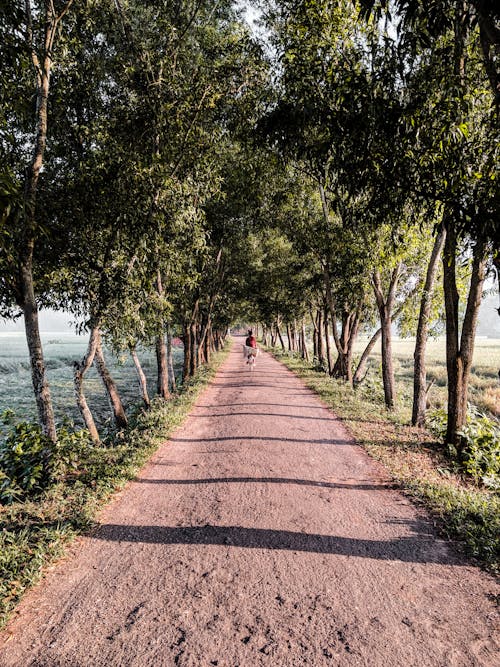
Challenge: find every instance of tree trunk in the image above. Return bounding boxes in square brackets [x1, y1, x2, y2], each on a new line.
[412, 225, 446, 426]
[443, 228, 487, 450]
[166, 325, 177, 392]
[317, 309, 325, 365]
[94, 332, 128, 429]
[372, 265, 402, 409]
[182, 324, 191, 380]
[353, 329, 381, 386]
[130, 347, 150, 408]
[73, 327, 100, 443]
[311, 310, 319, 359]
[19, 4, 65, 445]
[189, 321, 197, 376]
[21, 264, 57, 445]
[324, 306, 333, 375]
[301, 321, 310, 361]
[276, 322, 286, 351]
[156, 334, 170, 399]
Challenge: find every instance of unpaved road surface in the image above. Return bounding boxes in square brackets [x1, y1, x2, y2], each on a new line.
[1, 340, 499, 666]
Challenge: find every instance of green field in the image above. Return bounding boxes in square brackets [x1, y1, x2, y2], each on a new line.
[0, 333, 183, 431]
[352, 337, 500, 418]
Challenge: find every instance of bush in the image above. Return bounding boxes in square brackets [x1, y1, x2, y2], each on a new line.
[427, 406, 500, 490]
[0, 411, 91, 504]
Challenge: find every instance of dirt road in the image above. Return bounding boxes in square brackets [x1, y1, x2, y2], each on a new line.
[1, 340, 499, 666]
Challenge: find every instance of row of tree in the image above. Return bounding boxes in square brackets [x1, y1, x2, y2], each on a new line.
[246, 0, 499, 453]
[0, 0, 498, 454]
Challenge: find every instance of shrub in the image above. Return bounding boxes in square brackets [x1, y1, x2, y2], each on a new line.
[427, 406, 500, 490]
[0, 411, 91, 504]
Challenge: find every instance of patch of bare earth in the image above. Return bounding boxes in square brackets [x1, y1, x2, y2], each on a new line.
[0, 339, 498, 666]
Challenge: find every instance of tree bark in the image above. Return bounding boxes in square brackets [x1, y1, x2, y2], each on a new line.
[166, 325, 177, 392]
[156, 334, 170, 399]
[317, 309, 325, 366]
[130, 347, 150, 408]
[324, 306, 333, 375]
[412, 226, 446, 426]
[353, 328, 381, 386]
[19, 1, 70, 444]
[276, 321, 286, 351]
[94, 332, 128, 429]
[182, 324, 191, 381]
[73, 327, 100, 443]
[300, 321, 310, 361]
[443, 228, 488, 450]
[372, 264, 402, 409]
[21, 262, 57, 444]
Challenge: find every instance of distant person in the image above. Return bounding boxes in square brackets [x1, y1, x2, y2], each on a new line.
[245, 330, 257, 348]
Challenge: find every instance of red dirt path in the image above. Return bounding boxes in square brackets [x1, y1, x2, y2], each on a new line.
[1, 339, 499, 666]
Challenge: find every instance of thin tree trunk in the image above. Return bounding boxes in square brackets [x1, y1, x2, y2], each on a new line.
[182, 324, 191, 380]
[189, 321, 197, 376]
[372, 265, 402, 409]
[94, 332, 128, 428]
[130, 347, 150, 408]
[323, 307, 333, 375]
[21, 267, 57, 444]
[156, 333, 170, 399]
[301, 321, 310, 361]
[353, 329, 381, 386]
[19, 2, 70, 445]
[166, 325, 177, 392]
[276, 322, 286, 351]
[412, 226, 446, 426]
[73, 327, 100, 443]
[317, 309, 325, 365]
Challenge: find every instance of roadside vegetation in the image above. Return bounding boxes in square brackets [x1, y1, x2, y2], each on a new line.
[266, 345, 499, 573]
[0, 344, 230, 628]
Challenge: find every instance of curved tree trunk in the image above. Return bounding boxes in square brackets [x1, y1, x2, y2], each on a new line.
[276, 321, 286, 352]
[412, 225, 446, 426]
[353, 328, 381, 386]
[130, 347, 150, 408]
[73, 327, 100, 443]
[94, 333, 128, 429]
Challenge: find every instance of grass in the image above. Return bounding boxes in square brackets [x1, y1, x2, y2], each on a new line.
[352, 337, 500, 418]
[0, 343, 231, 629]
[266, 347, 500, 575]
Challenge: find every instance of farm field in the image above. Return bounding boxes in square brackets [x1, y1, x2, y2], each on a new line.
[352, 337, 500, 418]
[0, 332, 183, 431]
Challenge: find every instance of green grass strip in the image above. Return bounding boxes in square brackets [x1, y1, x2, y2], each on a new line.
[267, 348, 499, 574]
[0, 343, 231, 628]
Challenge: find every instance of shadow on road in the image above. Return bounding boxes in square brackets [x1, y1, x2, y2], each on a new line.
[134, 476, 391, 491]
[93, 523, 454, 565]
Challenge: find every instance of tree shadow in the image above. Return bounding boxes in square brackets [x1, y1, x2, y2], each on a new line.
[134, 476, 391, 491]
[192, 412, 334, 422]
[170, 435, 351, 446]
[93, 523, 456, 565]
[197, 403, 327, 411]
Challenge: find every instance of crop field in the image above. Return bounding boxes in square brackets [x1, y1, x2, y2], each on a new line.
[0, 333, 184, 431]
[352, 337, 500, 418]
